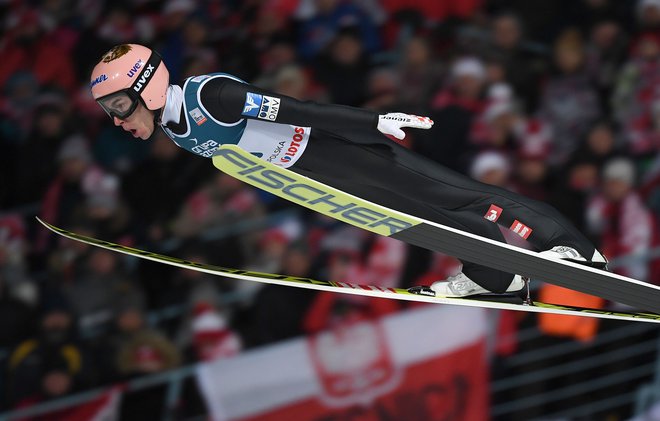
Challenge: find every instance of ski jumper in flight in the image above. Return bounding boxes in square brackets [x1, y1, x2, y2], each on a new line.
[90, 44, 608, 297]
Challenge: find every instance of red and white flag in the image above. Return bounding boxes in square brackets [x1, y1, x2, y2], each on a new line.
[197, 305, 489, 421]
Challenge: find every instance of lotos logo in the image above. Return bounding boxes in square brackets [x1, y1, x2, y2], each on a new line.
[90, 74, 108, 88]
[126, 59, 144, 77]
[280, 127, 305, 163]
[133, 64, 155, 93]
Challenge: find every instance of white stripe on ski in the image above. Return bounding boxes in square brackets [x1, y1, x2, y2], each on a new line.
[36, 217, 660, 324]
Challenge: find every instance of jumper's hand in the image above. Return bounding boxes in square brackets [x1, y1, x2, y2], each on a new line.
[377, 113, 434, 140]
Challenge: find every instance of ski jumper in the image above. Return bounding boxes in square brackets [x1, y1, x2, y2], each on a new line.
[160, 73, 597, 293]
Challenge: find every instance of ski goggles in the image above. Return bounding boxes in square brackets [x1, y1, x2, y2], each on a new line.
[97, 90, 141, 120]
[95, 51, 162, 120]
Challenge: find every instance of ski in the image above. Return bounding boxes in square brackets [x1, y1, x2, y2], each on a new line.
[212, 145, 660, 313]
[37, 217, 660, 323]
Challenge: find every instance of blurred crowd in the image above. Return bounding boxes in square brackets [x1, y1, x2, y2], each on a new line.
[1, 0, 660, 418]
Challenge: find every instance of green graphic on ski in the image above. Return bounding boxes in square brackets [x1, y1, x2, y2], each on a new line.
[212, 144, 660, 313]
[37, 217, 660, 323]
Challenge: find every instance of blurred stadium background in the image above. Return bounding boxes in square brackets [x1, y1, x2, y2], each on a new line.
[1, 0, 660, 419]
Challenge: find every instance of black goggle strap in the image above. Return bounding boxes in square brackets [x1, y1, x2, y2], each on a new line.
[128, 51, 163, 96]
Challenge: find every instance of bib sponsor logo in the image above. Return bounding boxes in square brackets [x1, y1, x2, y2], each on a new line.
[215, 148, 415, 236]
[189, 107, 207, 126]
[510, 220, 532, 239]
[90, 74, 108, 88]
[132, 64, 155, 93]
[191, 139, 219, 158]
[280, 127, 305, 163]
[267, 141, 286, 162]
[258, 95, 280, 121]
[484, 204, 503, 222]
[126, 59, 143, 77]
[242, 92, 262, 117]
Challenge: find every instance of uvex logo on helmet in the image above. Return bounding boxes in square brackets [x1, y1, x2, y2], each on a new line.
[133, 64, 155, 93]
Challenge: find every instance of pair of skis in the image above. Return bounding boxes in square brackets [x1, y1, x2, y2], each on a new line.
[39, 145, 660, 324]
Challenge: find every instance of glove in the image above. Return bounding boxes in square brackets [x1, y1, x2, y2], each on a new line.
[377, 113, 434, 140]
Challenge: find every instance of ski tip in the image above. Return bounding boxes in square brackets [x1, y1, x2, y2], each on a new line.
[35, 216, 50, 229]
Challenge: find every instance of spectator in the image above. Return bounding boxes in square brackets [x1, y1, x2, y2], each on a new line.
[0, 8, 77, 93]
[6, 293, 88, 407]
[303, 240, 400, 334]
[160, 0, 199, 83]
[116, 328, 180, 379]
[252, 39, 300, 91]
[636, 0, 660, 34]
[314, 29, 371, 106]
[538, 29, 601, 164]
[273, 64, 317, 101]
[470, 150, 512, 189]
[155, 248, 226, 311]
[418, 57, 488, 172]
[612, 33, 660, 128]
[584, 19, 629, 113]
[486, 12, 545, 111]
[250, 241, 317, 346]
[92, 300, 145, 384]
[0, 214, 37, 306]
[470, 95, 553, 159]
[171, 172, 264, 239]
[115, 319, 181, 421]
[38, 135, 108, 239]
[513, 146, 553, 202]
[62, 248, 144, 337]
[0, 272, 35, 349]
[587, 158, 656, 280]
[395, 36, 444, 114]
[296, 0, 380, 60]
[179, 301, 242, 362]
[624, 96, 660, 157]
[14, 93, 74, 206]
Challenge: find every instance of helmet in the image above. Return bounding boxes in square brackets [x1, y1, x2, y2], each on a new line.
[90, 44, 169, 119]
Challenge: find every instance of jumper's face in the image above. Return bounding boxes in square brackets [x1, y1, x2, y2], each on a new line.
[112, 101, 155, 140]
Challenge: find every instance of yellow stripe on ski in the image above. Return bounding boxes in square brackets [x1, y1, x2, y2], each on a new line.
[212, 145, 420, 237]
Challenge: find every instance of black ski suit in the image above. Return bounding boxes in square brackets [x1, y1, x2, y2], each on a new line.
[164, 77, 597, 293]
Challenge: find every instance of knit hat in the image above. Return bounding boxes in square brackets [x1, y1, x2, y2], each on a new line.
[470, 151, 511, 180]
[602, 158, 636, 185]
[451, 57, 486, 81]
[57, 135, 92, 163]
